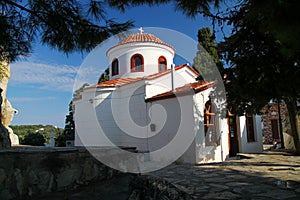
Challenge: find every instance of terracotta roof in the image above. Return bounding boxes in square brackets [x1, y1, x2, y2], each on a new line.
[120, 33, 167, 45]
[90, 78, 143, 88]
[145, 81, 215, 102]
[88, 64, 200, 89]
[107, 33, 176, 54]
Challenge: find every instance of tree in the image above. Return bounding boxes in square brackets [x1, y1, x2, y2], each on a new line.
[22, 131, 45, 146]
[98, 67, 110, 83]
[0, 0, 133, 62]
[56, 101, 75, 147]
[193, 27, 223, 81]
[107, 0, 221, 17]
[218, 1, 300, 153]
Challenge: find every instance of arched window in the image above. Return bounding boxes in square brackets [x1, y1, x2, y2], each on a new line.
[158, 56, 167, 72]
[131, 54, 144, 72]
[204, 100, 220, 146]
[111, 59, 119, 76]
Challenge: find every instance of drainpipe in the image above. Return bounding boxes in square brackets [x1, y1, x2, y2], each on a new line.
[171, 64, 175, 92]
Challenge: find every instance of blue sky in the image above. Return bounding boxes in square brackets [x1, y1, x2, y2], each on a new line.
[7, 3, 229, 128]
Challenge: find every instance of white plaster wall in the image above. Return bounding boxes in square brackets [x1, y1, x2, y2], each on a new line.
[181, 90, 230, 164]
[145, 67, 198, 99]
[239, 115, 263, 153]
[107, 43, 175, 79]
[147, 95, 196, 163]
[74, 88, 114, 147]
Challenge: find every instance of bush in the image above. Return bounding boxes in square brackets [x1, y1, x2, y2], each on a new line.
[22, 132, 45, 146]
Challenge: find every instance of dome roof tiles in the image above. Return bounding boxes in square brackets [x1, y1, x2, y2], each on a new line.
[107, 32, 175, 54]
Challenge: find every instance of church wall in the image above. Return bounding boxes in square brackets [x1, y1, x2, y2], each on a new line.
[74, 88, 114, 147]
[110, 82, 149, 149]
[145, 67, 197, 99]
[147, 95, 196, 163]
[108, 43, 174, 79]
[191, 90, 229, 163]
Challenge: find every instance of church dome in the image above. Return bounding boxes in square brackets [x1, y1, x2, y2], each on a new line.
[118, 33, 175, 51]
[106, 28, 176, 79]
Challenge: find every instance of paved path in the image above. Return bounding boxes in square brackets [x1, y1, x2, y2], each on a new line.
[25, 150, 300, 199]
[150, 150, 300, 199]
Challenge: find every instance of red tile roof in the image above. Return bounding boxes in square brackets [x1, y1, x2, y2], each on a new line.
[107, 33, 176, 53]
[89, 78, 143, 88]
[145, 81, 215, 102]
[89, 64, 200, 89]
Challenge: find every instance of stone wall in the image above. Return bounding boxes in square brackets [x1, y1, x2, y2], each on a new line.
[262, 103, 288, 144]
[128, 175, 190, 200]
[0, 147, 127, 199]
[262, 102, 296, 150]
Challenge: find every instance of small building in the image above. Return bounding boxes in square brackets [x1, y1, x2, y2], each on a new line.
[262, 102, 296, 150]
[73, 29, 263, 164]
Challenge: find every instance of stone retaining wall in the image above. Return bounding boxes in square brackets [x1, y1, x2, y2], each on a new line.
[0, 147, 126, 199]
[128, 175, 191, 200]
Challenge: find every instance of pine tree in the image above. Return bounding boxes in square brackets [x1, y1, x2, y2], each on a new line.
[193, 27, 223, 81]
[0, 0, 133, 62]
[218, 1, 300, 153]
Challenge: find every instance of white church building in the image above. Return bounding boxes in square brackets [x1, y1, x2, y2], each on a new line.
[73, 29, 263, 164]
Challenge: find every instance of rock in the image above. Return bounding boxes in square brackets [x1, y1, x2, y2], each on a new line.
[128, 190, 141, 200]
[9, 132, 19, 146]
[0, 61, 18, 147]
[37, 171, 54, 193]
[0, 168, 6, 187]
[1, 99, 18, 145]
[0, 189, 14, 200]
[56, 168, 81, 189]
[0, 124, 11, 149]
[14, 168, 24, 196]
[80, 159, 99, 182]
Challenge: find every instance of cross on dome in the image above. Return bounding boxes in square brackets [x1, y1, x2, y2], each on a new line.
[138, 27, 144, 34]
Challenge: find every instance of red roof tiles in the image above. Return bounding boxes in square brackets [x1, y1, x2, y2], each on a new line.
[107, 33, 176, 53]
[89, 78, 143, 88]
[89, 64, 200, 89]
[119, 33, 167, 45]
[145, 81, 215, 102]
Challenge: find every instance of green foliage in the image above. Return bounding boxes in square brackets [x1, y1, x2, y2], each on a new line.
[22, 132, 46, 146]
[73, 83, 89, 99]
[218, 1, 300, 115]
[0, 0, 133, 62]
[245, 0, 300, 59]
[56, 101, 75, 147]
[107, 0, 221, 17]
[98, 68, 110, 83]
[217, 0, 300, 152]
[193, 27, 223, 81]
[10, 125, 63, 144]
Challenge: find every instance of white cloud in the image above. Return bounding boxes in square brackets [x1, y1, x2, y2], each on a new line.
[10, 96, 57, 102]
[10, 61, 80, 92]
